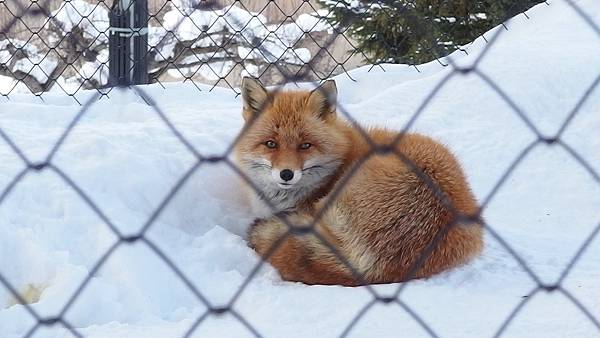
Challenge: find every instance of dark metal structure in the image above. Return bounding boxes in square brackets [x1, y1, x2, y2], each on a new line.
[109, 0, 149, 85]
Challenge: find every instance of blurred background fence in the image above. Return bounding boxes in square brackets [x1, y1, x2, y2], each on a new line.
[1, 0, 546, 96]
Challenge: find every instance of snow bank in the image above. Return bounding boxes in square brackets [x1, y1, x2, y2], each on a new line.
[0, 39, 59, 85]
[156, 4, 329, 76]
[52, 1, 110, 42]
[0, 1, 599, 337]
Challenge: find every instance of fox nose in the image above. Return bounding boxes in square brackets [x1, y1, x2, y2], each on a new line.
[280, 169, 294, 182]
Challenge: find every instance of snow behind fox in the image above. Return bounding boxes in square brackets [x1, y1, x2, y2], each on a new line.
[235, 78, 484, 285]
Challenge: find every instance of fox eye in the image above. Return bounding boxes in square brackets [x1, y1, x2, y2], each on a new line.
[299, 142, 312, 150]
[265, 140, 277, 149]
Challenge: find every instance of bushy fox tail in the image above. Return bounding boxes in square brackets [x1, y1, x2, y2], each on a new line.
[248, 207, 482, 286]
[248, 212, 362, 286]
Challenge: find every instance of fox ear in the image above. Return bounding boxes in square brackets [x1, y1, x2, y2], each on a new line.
[241, 77, 269, 121]
[308, 80, 337, 119]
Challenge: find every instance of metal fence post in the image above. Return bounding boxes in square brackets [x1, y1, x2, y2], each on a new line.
[132, 0, 149, 85]
[109, 0, 148, 86]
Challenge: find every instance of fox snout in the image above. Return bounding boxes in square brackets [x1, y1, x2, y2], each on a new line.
[271, 167, 303, 189]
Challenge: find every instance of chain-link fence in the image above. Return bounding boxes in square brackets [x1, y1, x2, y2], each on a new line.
[1, 0, 599, 337]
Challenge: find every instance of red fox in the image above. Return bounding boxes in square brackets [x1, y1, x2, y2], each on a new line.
[235, 77, 483, 286]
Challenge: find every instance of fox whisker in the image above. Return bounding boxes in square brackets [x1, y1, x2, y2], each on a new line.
[302, 159, 340, 172]
[302, 165, 323, 171]
[249, 162, 272, 170]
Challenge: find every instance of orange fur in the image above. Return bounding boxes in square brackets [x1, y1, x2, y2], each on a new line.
[235, 78, 483, 286]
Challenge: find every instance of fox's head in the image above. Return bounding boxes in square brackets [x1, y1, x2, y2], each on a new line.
[235, 77, 349, 201]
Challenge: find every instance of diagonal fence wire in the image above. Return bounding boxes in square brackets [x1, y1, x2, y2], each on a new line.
[0, 0, 599, 337]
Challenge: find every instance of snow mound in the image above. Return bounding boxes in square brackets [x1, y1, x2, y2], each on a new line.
[0, 1, 599, 337]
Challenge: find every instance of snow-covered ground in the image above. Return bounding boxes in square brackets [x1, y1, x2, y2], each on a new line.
[1, 0, 599, 337]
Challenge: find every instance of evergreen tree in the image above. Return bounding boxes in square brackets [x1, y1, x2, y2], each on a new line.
[319, 0, 546, 64]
